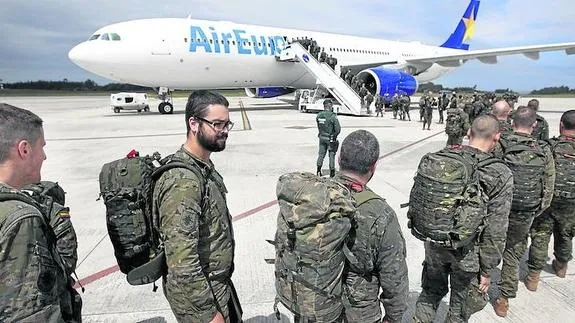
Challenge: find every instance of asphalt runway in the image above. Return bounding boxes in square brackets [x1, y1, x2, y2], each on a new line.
[1, 94, 573, 322]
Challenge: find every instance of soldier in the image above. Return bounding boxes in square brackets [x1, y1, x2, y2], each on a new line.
[391, 93, 401, 119]
[492, 106, 555, 318]
[336, 130, 408, 323]
[316, 99, 341, 178]
[422, 92, 434, 130]
[438, 93, 448, 123]
[319, 48, 327, 63]
[154, 91, 242, 323]
[490, 100, 513, 135]
[414, 115, 514, 323]
[345, 69, 353, 85]
[450, 91, 458, 109]
[525, 110, 575, 290]
[445, 102, 471, 146]
[375, 94, 384, 117]
[400, 93, 411, 121]
[358, 83, 368, 99]
[0, 103, 69, 322]
[527, 99, 550, 140]
[364, 91, 374, 115]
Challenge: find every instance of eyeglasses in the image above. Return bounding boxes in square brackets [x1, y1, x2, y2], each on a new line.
[195, 116, 234, 131]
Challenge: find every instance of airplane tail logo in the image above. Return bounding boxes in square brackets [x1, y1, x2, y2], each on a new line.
[441, 0, 480, 50]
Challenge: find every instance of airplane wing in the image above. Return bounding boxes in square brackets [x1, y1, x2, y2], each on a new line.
[407, 42, 575, 67]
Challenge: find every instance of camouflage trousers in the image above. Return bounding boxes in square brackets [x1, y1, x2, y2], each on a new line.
[499, 213, 535, 299]
[446, 135, 464, 146]
[317, 139, 336, 172]
[528, 203, 575, 271]
[414, 243, 488, 323]
[438, 109, 444, 123]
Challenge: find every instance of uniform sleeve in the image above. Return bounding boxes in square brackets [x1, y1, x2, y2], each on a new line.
[541, 144, 556, 212]
[156, 170, 218, 322]
[375, 203, 409, 323]
[333, 115, 341, 137]
[478, 165, 514, 277]
[0, 208, 63, 321]
[542, 119, 550, 140]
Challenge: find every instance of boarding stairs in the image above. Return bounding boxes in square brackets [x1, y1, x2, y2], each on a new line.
[276, 42, 366, 115]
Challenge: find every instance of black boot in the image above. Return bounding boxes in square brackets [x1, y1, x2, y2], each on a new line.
[316, 166, 322, 177]
[330, 169, 335, 178]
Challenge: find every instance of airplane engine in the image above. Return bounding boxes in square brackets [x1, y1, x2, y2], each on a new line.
[356, 67, 418, 97]
[244, 87, 295, 98]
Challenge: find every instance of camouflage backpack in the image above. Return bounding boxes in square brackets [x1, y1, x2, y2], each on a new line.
[549, 136, 575, 205]
[496, 134, 551, 213]
[445, 109, 464, 136]
[98, 150, 206, 286]
[405, 147, 497, 249]
[273, 172, 357, 322]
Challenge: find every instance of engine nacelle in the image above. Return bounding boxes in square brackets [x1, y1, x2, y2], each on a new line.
[244, 87, 295, 98]
[356, 67, 418, 98]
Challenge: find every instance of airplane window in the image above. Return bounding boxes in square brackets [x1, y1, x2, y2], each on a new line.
[110, 33, 121, 41]
[185, 37, 188, 43]
[221, 40, 224, 44]
[249, 41, 252, 46]
[100, 33, 110, 41]
[88, 34, 100, 41]
[232, 40, 236, 45]
[258, 42, 261, 46]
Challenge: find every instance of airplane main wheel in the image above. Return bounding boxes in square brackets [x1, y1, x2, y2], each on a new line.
[158, 102, 174, 114]
[113, 107, 120, 113]
[144, 105, 150, 112]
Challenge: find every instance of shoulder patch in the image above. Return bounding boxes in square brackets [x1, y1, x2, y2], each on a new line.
[57, 210, 70, 218]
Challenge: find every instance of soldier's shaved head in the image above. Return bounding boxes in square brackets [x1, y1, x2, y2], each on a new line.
[470, 115, 500, 140]
[527, 99, 540, 111]
[560, 110, 575, 132]
[512, 106, 536, 130]
[491, 100, 511, 120]
[339, 130, 379, 176]
[0, 103, 44, 163]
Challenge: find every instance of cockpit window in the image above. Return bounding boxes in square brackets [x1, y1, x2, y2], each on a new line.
[110, 33, 121, 41]
[89, 34, 100, 41]
[100, 33, 110, 41]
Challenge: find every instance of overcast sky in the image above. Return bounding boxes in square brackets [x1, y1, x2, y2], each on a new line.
[1, 0, 574, 91]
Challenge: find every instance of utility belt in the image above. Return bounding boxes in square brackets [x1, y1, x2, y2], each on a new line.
[410, 226, 479, 251]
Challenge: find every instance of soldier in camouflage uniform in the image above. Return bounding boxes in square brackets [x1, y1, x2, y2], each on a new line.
[414, 115, 514, 323]
[153, 91, 241, 323]
[391, 94, 401, 119]
[492, 106, 556, 318]
[332, 130, 408, 323]
[527, 99, 550, 140]
[421, 92, 434, 130]
[525, 110, 575, 290]
[0, 103, 70, 322]
[490, 100, 513, 135]
[316, 99, 341, 178]
[400, 93, 411, 121]
[444, 104, 471, 146]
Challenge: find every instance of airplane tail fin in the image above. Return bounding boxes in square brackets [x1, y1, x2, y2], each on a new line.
[440, 0, 480, 50]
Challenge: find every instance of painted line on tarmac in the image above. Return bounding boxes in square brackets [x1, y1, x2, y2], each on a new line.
[74, 130, 443, 289]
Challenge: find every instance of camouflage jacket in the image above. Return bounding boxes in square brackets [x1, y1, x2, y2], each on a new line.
[461, 147, 514, 277]
[0, 183, 66, 323]
[498, 119, 512, 135]
[334, 175, 408, 323]
[532, 114, 550, 141]
[154, 147, 235, 322]
[446, 108, 471, 136]
[316, 111, 341, 141]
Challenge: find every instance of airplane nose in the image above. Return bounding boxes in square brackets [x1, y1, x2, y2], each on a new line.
[68, 43, 85, 66]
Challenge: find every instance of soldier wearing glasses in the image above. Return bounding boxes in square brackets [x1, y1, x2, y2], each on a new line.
[153, 90, 242, 323]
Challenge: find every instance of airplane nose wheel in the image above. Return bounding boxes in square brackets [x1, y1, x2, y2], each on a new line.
[158, 102, 173, 114]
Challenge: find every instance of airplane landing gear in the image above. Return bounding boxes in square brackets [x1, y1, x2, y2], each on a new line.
[157, 86, 174, 114]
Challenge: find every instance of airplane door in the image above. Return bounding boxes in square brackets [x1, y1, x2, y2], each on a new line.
[151, 37, 171, 55]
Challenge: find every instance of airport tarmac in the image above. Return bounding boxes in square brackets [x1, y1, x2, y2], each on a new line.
[1, 95, 574, 323]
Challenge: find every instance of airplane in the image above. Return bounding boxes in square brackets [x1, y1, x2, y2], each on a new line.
[68, 0, 575, 114]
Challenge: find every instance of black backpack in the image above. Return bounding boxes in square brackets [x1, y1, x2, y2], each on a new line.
[98, 150, 206, 286]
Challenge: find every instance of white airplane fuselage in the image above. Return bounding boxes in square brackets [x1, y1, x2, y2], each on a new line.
[68, 18, 460, 90]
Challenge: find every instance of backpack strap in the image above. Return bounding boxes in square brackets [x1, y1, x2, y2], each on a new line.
[353, 189, 381, 207]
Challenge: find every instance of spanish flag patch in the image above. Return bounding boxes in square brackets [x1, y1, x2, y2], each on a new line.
[58, 210, 71, 218]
